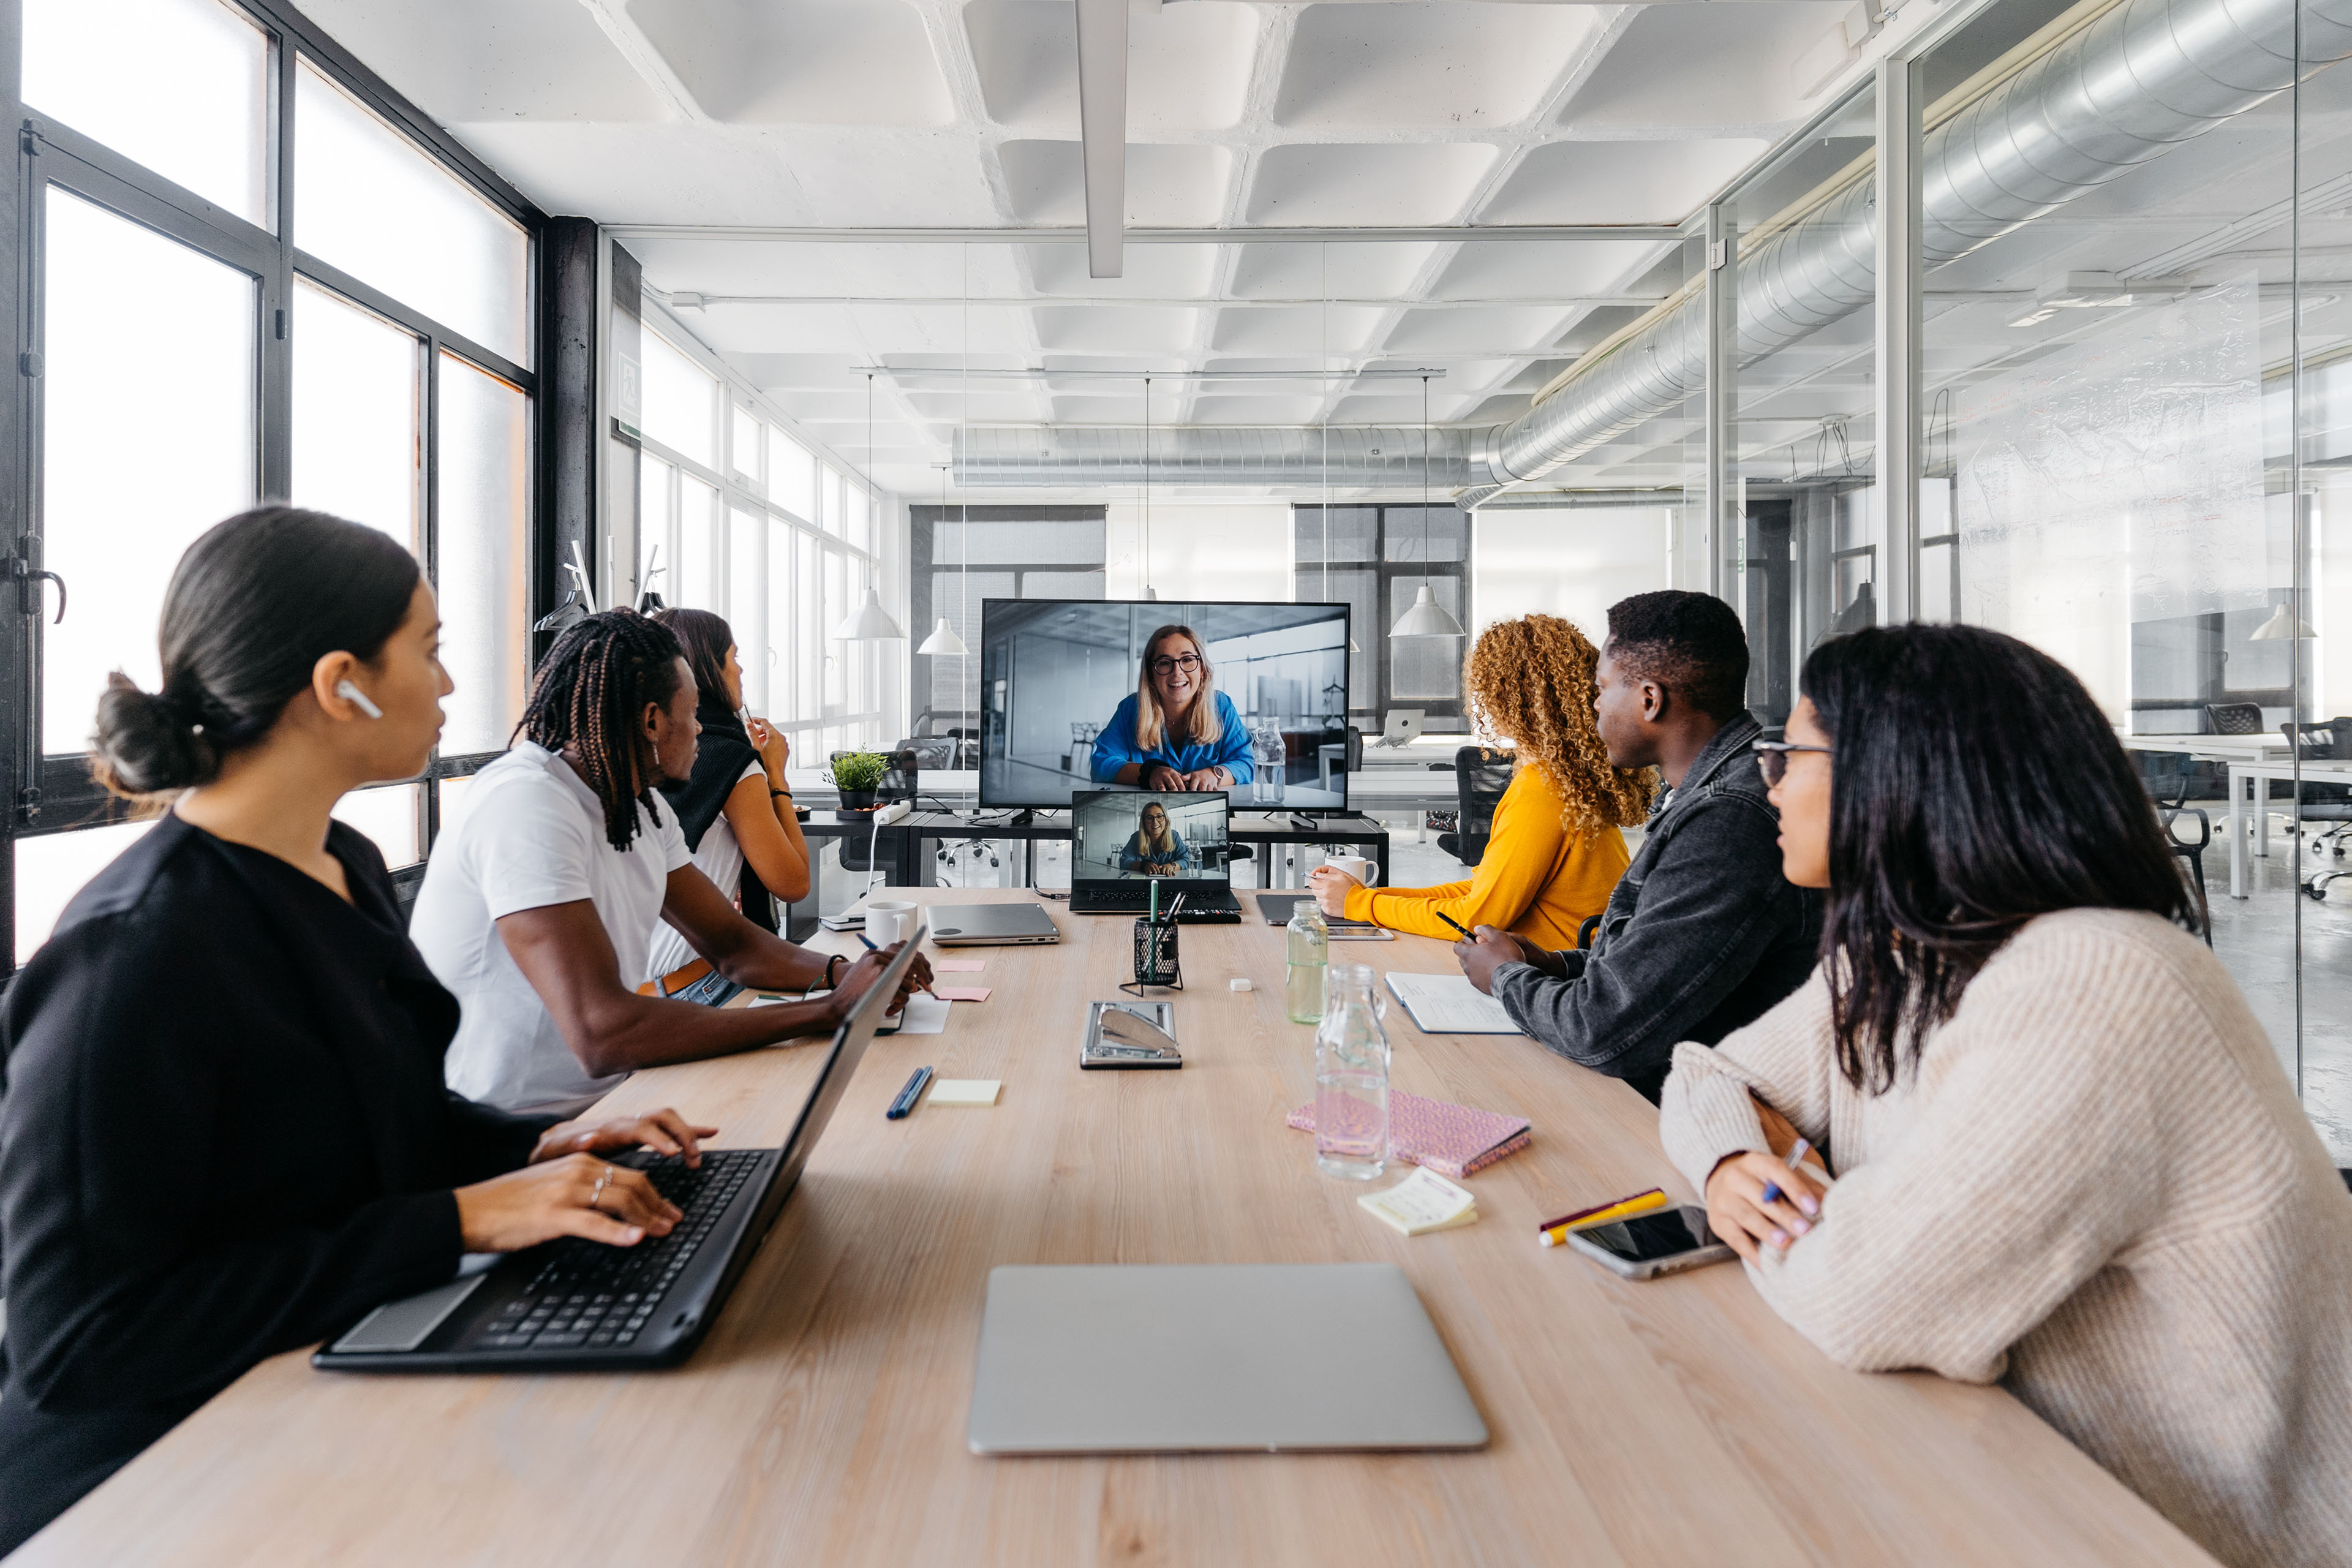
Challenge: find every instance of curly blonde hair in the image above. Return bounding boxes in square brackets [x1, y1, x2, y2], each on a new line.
[1464, 615, 1656, 837]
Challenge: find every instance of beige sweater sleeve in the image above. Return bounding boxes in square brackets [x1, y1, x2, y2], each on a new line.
[1659, 965, 1838, 1180]
[1668, 924, 2173, 1384]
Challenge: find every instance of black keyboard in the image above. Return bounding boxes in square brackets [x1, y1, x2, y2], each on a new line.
[1071, 888, 1243, 920]
[472, 1150, 763, 1351]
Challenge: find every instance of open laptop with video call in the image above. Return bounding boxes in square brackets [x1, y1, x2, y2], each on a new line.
[1068, 790, 1242, 921]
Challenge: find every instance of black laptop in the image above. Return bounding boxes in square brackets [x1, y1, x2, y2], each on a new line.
[314, 930, 922, 1373]
[1067, 790, 1242, 921]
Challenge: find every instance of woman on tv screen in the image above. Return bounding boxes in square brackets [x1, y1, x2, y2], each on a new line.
[1090, 624, 1256, 791]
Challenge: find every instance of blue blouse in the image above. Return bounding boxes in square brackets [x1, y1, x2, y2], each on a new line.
[1090, 690, 1257, 785]
[1118, 831, 1193, 873]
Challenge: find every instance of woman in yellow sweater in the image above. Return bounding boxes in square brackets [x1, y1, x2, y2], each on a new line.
[1308, 614, 1653, 949]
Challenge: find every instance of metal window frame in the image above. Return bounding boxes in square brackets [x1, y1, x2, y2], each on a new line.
[0, 0, 557, 965]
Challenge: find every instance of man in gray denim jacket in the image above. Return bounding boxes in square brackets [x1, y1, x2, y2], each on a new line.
[1455, 591, 1820, 1104]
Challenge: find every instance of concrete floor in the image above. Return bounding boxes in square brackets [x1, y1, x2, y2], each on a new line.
[833, 813, 2350, 1158]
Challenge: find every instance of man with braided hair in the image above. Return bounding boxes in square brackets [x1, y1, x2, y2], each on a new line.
[414, 610, 928, 1114]
[1452, 590, 1820, 1105]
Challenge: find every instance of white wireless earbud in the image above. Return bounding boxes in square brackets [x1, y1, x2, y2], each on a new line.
[335, 679, 384, 720]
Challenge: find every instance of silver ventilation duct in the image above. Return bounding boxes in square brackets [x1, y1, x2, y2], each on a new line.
[952, 0, 2352, 499]
[952, 424, 1496, 489]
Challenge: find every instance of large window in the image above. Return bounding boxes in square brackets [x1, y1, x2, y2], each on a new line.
[908, 507, 1107, 738]
[12, 0, 543, 963]
[627, 320, 890, 765]
[1292, 504, 1469, 725]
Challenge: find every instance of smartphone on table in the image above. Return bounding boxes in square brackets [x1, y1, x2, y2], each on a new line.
[1563, 1205, 1737, 1280]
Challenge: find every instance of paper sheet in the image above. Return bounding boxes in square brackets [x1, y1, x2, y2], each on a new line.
[933, 986, 992, 1003]
[884, 995, 952, 1035]
[1384, 972, 1522, 1035]
[935, 959, 987, 972]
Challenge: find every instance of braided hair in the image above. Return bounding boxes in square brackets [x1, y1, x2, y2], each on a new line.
[516, 609, 688, 851]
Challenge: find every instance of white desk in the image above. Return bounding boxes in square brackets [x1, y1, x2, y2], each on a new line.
[2225, 758, 2352, 895]
[2116, 733, 2291, 763]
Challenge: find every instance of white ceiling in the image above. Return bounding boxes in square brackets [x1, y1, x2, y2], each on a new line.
[301, 0, 1862, 499]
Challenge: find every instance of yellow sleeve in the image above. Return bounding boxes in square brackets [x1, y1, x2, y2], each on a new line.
[1343, 769, 1566, 942]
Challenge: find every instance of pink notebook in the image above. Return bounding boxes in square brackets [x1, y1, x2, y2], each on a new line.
[1286, 1090, 1532, 1180]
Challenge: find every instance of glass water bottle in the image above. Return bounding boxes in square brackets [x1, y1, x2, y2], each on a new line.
[1313, 963, 1391, 1180]
[1285, 899, 1329, 1023]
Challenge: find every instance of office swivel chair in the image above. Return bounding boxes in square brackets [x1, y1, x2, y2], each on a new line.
[1437, 747, 1515, 868]
[2280, 720, 2352, 901]
[2204, 701, 2264, 735]
[2139, 752, 2213, 945]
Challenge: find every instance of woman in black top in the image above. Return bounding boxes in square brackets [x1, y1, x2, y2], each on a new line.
[0, 508, 712, 1553]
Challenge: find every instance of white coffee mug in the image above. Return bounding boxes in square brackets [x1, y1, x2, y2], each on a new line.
[865, 900, 916, 946]
[1325, 854, 1378, 887]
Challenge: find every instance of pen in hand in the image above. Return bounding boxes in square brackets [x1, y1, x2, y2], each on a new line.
[858, 932, 937, 998]
[1436, 910, 1474, 941]
[1761, 1138, 1815, 1208]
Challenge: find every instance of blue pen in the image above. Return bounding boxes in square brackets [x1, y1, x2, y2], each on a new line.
[1762, 1137, 1814, 1206]
[886, 1065, 932, 1119]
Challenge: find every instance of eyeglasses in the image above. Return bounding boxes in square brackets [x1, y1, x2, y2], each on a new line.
[1148, 653, 1203, 676]
[1751, 738, 1833, 786]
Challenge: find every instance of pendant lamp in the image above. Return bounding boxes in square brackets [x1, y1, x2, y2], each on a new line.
[918, 470, 969, 655]
[1392, 374, 1465, 641]
[837, 374, 906, 641]
[2250, 603, 2316, 641]
[836, 584, 904, 641]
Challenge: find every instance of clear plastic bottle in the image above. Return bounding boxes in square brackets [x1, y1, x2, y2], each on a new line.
[1284, 899, 1329, 1024]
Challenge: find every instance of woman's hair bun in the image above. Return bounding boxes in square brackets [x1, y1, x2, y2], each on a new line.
[92, 673, 218, 797]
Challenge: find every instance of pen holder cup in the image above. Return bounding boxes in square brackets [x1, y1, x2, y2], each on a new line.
[1131, 917, 1182, 990]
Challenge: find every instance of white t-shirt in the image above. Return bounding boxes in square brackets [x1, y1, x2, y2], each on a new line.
[415, 741, 692, 1115]
[644, 760, 764, 984]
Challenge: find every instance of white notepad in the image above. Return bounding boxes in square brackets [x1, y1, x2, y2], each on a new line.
[1383, 972, 1523, 1036]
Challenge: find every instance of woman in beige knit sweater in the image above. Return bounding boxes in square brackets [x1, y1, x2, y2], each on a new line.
[1659, 625, 2352, 1568]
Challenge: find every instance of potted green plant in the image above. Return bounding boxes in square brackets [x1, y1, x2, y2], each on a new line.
[828, 751, 890, 812]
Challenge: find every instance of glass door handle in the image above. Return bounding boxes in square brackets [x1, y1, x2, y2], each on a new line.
[10, 557, 64, 622]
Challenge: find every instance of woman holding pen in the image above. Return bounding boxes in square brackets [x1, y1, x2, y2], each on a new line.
[1658, 624, 2352, 1568]
[1308, 615, 1645, 950]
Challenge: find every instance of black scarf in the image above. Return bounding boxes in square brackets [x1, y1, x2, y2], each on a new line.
[659, 699, 778, 932]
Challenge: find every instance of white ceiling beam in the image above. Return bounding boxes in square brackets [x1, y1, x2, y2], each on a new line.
[573, 0, 710, 123]
[604, 224, 1689, 244]
[1076, 0, 1130, 278]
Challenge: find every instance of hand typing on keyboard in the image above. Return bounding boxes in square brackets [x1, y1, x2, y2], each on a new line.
[532, 1107, 718, 1169]
[453, 1107, 719, 1253]
[469, 1149, 766, 1352]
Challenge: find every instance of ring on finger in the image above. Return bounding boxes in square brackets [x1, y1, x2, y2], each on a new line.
[590, 1164, 612, 1207]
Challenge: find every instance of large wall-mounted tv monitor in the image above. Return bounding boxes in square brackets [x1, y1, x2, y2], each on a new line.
[977, 599, 1352, 812]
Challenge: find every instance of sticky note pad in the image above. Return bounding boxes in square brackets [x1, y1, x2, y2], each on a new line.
[933, 986, 992, 1003]
[935, 959, 986, 973]
[1360, 1167, 1479, 1237]
[927, 1079, 1001, 1108]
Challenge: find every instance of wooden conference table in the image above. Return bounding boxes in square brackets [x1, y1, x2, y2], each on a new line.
[17, 890, 2212, 1566]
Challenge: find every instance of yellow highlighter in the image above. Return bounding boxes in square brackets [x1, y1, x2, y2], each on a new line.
[1539, 1188, 1670, 1246]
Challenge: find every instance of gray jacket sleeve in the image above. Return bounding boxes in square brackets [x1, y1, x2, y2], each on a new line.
[1488, 790, 1800, 1083]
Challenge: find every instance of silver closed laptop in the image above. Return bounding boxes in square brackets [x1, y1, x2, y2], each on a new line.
[927, 902, 1061, 946]
[968, 1263, 1488, 1453]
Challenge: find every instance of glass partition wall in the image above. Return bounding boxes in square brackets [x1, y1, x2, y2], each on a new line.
[11, 0, 543, 963]
[1668, 0, 2346, 1156]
